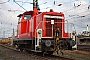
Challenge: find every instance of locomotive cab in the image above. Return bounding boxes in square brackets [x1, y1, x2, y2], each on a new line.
[17, 12, 32, 23]
[17, 11, 33, 38]
[13, 11, 35, 51]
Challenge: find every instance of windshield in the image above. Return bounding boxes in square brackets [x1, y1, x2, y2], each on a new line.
[24, 14, 32, 20]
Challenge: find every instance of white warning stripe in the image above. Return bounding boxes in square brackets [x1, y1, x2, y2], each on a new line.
[44, 15, 64, 19]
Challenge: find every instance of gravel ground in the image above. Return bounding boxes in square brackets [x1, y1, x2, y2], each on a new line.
[0, 45, 90, 60]
[58, 50, 90, 60]
[0, 58, 3, 60]
[0, 45, 39, 60]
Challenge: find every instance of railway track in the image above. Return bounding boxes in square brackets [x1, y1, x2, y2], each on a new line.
[77, 45, 90, 52]
[44, 54, 74, 60]
[0, 44, 74, 60]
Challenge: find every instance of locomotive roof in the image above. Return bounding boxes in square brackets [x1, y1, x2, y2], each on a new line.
[17, 11, 34, 17]
[17, 9, 64, 17]
[41, 9, 64, 16]
[17, 10, 42, 17]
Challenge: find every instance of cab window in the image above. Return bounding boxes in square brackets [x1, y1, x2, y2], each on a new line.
[24, 14, 32, 20]
[18, 16, 22, 22]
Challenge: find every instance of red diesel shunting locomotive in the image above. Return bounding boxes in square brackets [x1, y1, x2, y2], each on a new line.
[13, 0, 76, 54]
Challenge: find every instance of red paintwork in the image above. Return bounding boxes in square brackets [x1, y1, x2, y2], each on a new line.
[17, 7, 68, 39]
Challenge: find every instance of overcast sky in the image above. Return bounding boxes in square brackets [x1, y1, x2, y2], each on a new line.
[0, 0, 90, 38]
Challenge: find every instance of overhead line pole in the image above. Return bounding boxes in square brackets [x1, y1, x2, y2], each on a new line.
[33, 0, 40, 10]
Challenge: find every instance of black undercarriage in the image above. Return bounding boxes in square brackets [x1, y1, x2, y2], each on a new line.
[13, 38, 75, 54]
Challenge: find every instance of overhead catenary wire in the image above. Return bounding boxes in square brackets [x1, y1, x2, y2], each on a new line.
[6, 1, 90, 26]
[13, 0, 27, 11]
[65, 9, 90, 20]
[0, 0, 17, 37]
[63, 2, 90, 20]
[3, 0, 90, 20]
[6, 0, 29, 25]
[0, 0, 90, 36]
[66, 14, 90, 29]
[40, 0, 75, 11]
[0, 0, 15, 28]
[0, 1, 14, 38]
[5, 0, 29, 29]
[40, 0, 62, 10]
[65, 6, 90, 20]
[0, 0, 10, 4]
[7, 0, 29, 25]
[0, 0, 14, 24]
[64, 3, 89, 14]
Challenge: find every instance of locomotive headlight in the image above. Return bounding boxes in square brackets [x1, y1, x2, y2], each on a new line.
[45, 40, 51, 47]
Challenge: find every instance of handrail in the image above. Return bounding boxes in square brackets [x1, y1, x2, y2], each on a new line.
[35, 21, 42, 51]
